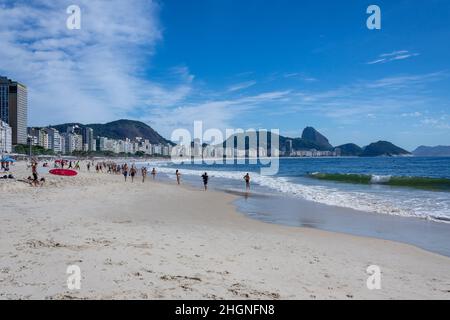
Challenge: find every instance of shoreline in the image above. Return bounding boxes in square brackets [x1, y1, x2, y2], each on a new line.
[1, 161, 449, 299]
[231, 191, 450, 257]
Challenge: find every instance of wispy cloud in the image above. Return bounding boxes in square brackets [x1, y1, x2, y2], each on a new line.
[365, 72, 445, 89]
[367, 50, 420, 65]
[272, 71, 448, 125]
[144, 90, 291, 137]
[227, 81, 257, 92]
[0, 0, 193, 125]
[281, 72, 318, 82]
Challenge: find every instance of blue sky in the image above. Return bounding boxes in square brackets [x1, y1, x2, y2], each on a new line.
[0, 0, 449, 150]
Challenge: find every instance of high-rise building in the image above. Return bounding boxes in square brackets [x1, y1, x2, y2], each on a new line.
[0, 76, 28, 145]
[43, 127, 62, 153]
[27, 128, 40, 146]
[39, 130, 49, 149]
[61, 132, 82, 154]
[82, 127, 95, 151]
[0, 120, 12, 154]
[286, 139, 293, 155]
[60, 135, 66, 155]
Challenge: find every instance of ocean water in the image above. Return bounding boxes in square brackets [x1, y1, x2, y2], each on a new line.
[134, 157, 450, 256]
[144, 157, 450, 223]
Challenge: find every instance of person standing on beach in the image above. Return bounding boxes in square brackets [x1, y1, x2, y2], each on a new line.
[123, 164, 129, 182]
[87, 162, 91, 172]
[130, 165, 137, 182]
[68, 161, 72, 169]
[244, 173, 251, 190]
[176, 170, 181, 185]
[31, 162, 39, 187]
[141, 167, 147, 183]
[201, 172, 209, 191]
[151, 168, 157, 180]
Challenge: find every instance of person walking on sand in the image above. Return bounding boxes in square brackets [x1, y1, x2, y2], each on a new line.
[244, 173, 251, 190]
[201, 172, 209, 191]
[151, 168, 157, 180]
[31, 162, 39, 187]
[141, 167, 147, 183]
[68, 161, 73, 169]
[123, 164, 129, 182]
[176, 170, 181, 185]
[130, 165, 137, 183]
[87, 162, 91, 172]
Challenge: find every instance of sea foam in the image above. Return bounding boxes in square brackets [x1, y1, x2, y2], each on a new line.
[150, 164, 450, 223]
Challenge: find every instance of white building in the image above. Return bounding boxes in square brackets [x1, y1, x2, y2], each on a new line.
[39, 130, 49, 150]
[43, 128, 62, 153]
[60, 135, 66, 155]
[0, 120, 12, 154]
[61, 133, 83, 154]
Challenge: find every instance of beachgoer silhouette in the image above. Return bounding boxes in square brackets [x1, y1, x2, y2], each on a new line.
[244, 173, 251, 190]
[201, 172, 209, 191]
[176, 170, 181, 185]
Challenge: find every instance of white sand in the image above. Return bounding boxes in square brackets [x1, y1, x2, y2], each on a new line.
[0, 161, 449, 300]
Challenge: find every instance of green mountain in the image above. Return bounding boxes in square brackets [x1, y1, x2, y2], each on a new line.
[50, 119, 172, 145]
[335, 143, 363, 156]
[360, 141, 411, 157]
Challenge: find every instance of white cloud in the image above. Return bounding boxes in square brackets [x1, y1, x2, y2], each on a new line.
[0, 0, 193, 125]
[227, 81, 257, 92]
[401, 112, 422, 117]
[276, 71, 447, 125]
[144, 90, 291, 137]
[367, 50, 420, 65]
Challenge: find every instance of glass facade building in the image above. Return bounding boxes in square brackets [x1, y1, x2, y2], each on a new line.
[0, 76, 28, 145]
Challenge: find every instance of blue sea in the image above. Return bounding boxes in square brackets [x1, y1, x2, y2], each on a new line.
[137, 157, 450, 256]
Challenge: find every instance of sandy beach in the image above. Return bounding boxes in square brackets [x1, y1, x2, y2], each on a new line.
[0, 161, 449, 300]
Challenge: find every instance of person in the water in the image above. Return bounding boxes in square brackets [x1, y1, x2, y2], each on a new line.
[244, 173, 251, 190]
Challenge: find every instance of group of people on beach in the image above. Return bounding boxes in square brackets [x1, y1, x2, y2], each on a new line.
[24, 158, 252, 192]
[91, 163, 252, 191]
[120, 164, 157, 183]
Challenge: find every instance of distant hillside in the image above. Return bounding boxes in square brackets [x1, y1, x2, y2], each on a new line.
[335, 143, 363, 156]
[222, 130, 333, 152]
[220, 129, 410, 157]
[50, 119, 172, 145]
[360, 141, 411, 157]
[413, 146, 450, 157]
[301, 127, 333, 150]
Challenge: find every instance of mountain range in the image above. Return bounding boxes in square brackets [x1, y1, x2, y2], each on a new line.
[45, 119, 412, 157]
[413, 145, 450, 157]
[223, 127, 411, 157]
[49, 119, 172, 145]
